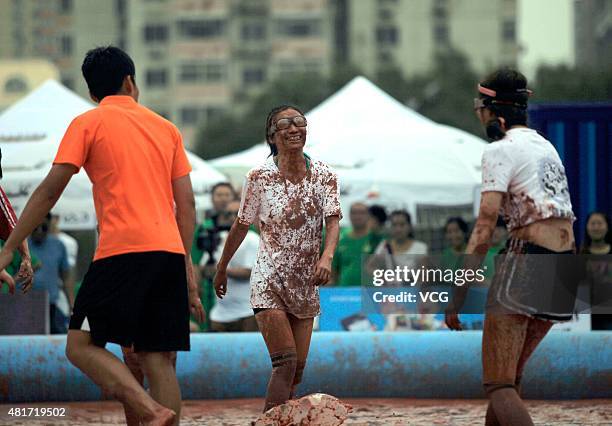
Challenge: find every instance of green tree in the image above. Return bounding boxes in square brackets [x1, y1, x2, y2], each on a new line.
[534, 64, 612, 102]
[404, 49, 482, 136]
[195, 69, 364, 160]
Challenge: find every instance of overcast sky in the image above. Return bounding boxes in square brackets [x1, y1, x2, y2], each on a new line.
[518, 0, 575, 79]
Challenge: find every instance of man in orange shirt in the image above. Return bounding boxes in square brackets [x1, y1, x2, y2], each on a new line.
[0, 46, 204, 426]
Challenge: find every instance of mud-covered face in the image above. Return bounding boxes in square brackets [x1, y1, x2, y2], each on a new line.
[587, 214, 608, 242]
[269, 108, 307, 154]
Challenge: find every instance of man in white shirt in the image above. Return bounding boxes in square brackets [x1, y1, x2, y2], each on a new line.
[201, 200, 259, 331]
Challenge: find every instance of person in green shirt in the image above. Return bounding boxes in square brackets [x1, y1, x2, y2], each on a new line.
[441, 217, 469, 271]
[332, 202, 371, 286]
[190, 182, 237, 331]
[367, 204, 388, 253]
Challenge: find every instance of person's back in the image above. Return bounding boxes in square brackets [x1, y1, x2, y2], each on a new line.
[56, 97, 188, 260]
[482, 127, 575, 252]
[0, 46, 204, 426]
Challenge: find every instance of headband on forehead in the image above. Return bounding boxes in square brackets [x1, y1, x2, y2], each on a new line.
[478, 84, 533, 98]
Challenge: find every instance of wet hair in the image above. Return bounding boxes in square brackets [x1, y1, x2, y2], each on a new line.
[211, 182, 236, 198]
[369, 204, 388, 225]
[445, 216, 469, 236]
[478, 68, 530, 141]
[580, 211, 612, 253]
[264, 104, 306, 157]
[390, 209, 415, 238]
[82, 46, 136, 101]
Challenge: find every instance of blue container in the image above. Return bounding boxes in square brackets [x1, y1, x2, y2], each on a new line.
[529, 103, 612, 241]
[1, 331, 610, 403]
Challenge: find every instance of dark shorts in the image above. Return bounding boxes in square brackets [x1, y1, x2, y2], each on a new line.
[486, 238, 575, 322]
[69, 251, 190, 352]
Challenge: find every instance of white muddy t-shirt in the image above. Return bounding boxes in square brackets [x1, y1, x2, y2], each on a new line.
[481, 128, 575, 231]
[237, 156, 342, 318]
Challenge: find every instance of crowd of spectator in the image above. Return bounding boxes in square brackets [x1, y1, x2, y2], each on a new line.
[1, 184, 609, 333]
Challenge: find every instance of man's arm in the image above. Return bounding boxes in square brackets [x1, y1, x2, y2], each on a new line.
[313, 215, 340, 285]
[0, 164, 76, 271]
[172, 174, 205, 323]
[445, 192, 503, 330]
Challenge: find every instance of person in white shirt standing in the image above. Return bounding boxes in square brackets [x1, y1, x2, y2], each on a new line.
[446, 68, 575, 426]
[202, 200, 259, 331]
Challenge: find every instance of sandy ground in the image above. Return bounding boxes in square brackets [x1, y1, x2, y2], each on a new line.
[0, 399, 610, 425]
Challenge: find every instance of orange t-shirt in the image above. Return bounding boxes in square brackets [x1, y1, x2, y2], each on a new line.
[54, 96, 191, 261]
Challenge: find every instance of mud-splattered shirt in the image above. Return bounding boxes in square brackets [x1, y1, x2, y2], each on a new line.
[481, 128, 575, 231]
[238, 156, 342, 318]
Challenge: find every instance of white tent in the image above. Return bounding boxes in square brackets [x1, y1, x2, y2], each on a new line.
[0, 80, 226, 230]
[211, 76, 486, 222]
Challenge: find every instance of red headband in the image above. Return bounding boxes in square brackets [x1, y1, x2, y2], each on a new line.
[478, 84, 497, 97]
[478, 84, 533, 97]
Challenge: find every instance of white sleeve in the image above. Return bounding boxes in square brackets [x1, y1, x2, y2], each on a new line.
[481, 143, 514, 193]
[232, 232, 259, 268]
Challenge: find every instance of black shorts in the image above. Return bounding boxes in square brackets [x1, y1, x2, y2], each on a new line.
[69, 251, 190, 352]
[487, 238, 575, 322]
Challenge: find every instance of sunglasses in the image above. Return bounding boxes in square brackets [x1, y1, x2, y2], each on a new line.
[270, 116, 307, 134]
[473, 98, 486, 111]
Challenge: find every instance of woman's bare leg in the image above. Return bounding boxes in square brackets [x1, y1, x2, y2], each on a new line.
[256, 309, 298, 412]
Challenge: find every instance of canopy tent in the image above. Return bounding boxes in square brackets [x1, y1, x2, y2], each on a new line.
[0, 80, 226, 230]
[211, 76, 486, 222]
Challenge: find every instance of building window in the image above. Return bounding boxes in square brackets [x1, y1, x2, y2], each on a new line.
[502, 20, 516, 42]
[241, 22, 266, 40]
[243, 68, 265, 85]
[143, 24, 168, 42]
[277, 19, 321, 37]
[278, 61, 300, 76]
[376, 26, 398, 45]
[177, 19, 226, 39]
[60, 35, 73, 55]
[180, 107, 200, 125]
[146, 69, 168, 88]
[434, 24, 449, 45]
[58, 0, 72, 13]
[4, 77, 27, 93]
[179, 63, 226, 83]
[180, 107, 225, 125]
[378, 8, 393, 20]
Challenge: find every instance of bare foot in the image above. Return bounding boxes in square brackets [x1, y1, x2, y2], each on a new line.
[143, 407, 176, 426]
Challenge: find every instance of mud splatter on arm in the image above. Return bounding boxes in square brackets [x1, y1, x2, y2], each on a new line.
[450, 192, 503, 313]
[466, 192, 503, 257]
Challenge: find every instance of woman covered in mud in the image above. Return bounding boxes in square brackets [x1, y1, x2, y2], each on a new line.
[445, 69, 575, 426]
[214, 105, 342, 412]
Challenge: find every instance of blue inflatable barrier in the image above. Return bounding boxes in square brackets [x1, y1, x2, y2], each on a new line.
[1, 331, 610, 403]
